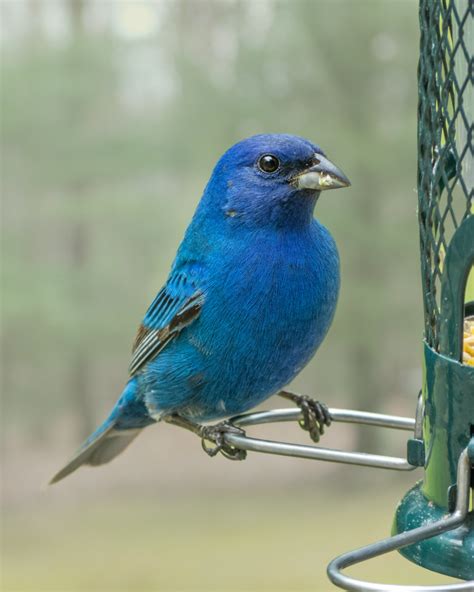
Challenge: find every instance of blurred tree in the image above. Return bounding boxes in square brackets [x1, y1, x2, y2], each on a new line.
[65, 0, 94, 437]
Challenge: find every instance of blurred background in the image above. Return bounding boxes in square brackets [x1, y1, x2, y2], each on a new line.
[1, 0, 459, 590]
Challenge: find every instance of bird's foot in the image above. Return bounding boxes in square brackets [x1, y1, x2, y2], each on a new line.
[279, 390, 332, 443]
[200, 421, 247, 461]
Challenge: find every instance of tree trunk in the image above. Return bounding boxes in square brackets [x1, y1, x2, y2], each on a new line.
[67, 0, 95, 439]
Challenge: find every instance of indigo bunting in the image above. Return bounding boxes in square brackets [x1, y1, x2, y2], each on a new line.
[51, 134, 350, 484]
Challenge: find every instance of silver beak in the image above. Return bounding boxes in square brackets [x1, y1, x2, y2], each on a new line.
[293, 154, 351, 191]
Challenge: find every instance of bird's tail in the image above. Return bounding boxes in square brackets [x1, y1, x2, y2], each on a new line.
[49, 379, 151, 485]
[49, 421, 140, 485]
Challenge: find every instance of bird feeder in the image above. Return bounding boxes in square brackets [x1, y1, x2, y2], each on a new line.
[219, 0, 473, 589]
[393, 0, 474, 580]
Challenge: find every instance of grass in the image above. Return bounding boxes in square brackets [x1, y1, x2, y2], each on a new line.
[2, 487, 459, 592]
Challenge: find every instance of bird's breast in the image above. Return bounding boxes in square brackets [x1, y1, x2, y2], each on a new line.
[186, 224, 340, 413]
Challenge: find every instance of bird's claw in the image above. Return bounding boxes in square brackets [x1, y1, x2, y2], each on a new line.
[200, 421, 247, 461]
[295, 396, 332, 443]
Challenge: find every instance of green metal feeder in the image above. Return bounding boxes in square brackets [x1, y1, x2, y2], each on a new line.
[325, 0, 474, 588]
[393, 0, 474, 580]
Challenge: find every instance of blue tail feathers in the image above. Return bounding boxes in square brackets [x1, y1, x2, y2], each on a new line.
[49, 379, 155, 484]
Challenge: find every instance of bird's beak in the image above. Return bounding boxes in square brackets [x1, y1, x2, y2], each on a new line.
[293, 154, 351, 191]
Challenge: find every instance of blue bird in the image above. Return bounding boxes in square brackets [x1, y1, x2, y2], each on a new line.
[50, 134, 350, 483]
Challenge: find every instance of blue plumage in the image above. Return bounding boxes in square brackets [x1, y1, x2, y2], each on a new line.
[51, 134, 350, 483]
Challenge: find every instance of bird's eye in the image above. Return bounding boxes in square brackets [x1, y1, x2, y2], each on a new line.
[258, 154, 280, 173]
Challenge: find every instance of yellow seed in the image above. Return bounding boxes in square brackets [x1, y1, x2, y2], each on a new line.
[462, 317, 474, 366]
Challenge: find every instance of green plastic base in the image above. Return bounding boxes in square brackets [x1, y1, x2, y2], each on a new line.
[392, 481, 474, 580]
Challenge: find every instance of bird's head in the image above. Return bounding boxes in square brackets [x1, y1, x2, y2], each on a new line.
[203, 134, 350, 229]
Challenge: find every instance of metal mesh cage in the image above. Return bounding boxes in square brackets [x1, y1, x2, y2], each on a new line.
[418, 0, 473, 350]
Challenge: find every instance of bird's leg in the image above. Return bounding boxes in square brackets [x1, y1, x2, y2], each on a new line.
[277, 390, 332, 443]
[163, 414, 247, 461]
[200, 421, 247, 461]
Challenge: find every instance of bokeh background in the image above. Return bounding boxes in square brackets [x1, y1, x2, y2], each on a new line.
[1, 0, 460, 590]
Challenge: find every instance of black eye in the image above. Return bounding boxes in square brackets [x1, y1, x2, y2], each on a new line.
[258, 154, 280, 173]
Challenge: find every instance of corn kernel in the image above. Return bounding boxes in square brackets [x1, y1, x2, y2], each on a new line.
[463, 317, 474, 366]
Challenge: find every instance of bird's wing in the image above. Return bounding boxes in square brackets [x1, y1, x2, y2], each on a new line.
[129, 272, 204, 377]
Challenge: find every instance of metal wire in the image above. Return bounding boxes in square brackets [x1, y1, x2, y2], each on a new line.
[326, 447, 474, 591]
[232, 408, 415, 431]
[221, 408, 472, 590]
[224, 407, 417, 471]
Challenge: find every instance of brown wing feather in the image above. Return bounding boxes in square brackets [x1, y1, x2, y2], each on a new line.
[132, 324, 152, 353]
[129, 292, 204, 376]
